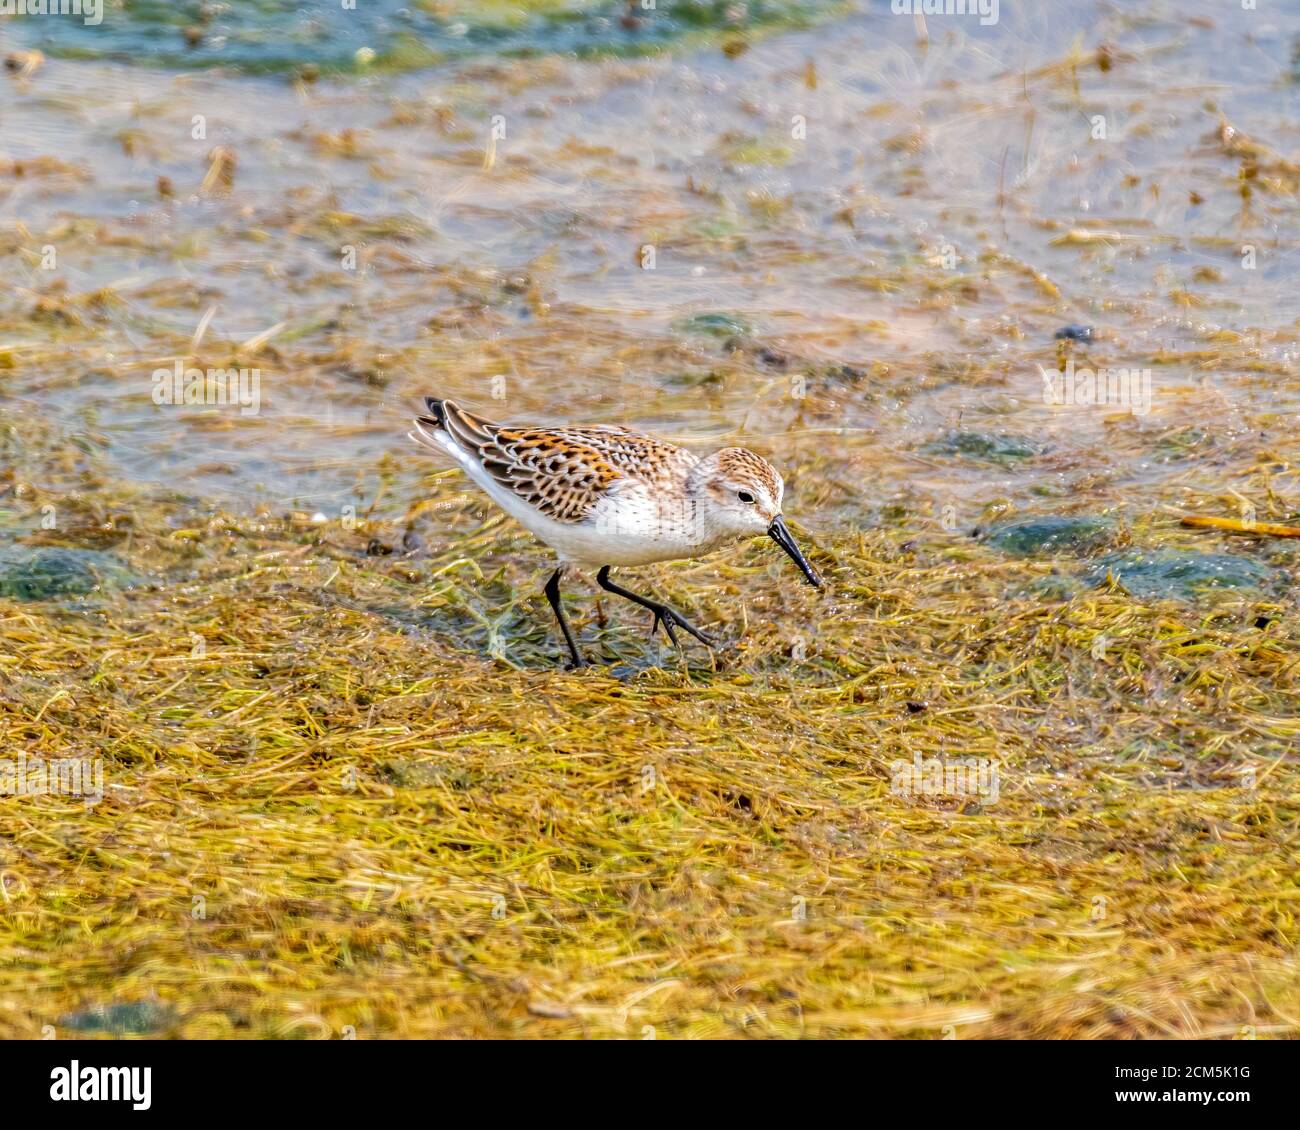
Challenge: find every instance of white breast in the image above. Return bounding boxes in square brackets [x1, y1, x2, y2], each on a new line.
[562, 481, 720, 566]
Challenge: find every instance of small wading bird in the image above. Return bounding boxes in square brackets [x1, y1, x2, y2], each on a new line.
[410, 398, 822, 667]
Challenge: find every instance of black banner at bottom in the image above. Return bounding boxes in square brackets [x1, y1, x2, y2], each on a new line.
[1, 1036, 1288, 1116]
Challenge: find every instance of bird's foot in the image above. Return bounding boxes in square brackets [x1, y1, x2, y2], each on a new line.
[648, 604, 714, 648]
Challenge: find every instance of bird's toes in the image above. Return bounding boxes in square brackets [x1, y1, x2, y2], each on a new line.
[666, 608, 711, 647]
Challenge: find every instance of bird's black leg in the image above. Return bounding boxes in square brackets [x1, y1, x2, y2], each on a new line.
[544, 567, 586, 669]
[596, 566, 714, 648]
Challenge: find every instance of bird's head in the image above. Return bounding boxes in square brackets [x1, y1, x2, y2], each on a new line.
[690, 448, 822, 587]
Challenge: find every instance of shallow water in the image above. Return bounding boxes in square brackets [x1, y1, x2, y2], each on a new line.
[0, 0, 1297, 553]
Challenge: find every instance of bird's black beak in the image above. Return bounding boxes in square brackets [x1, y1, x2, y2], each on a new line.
[768, 515, 822, 588]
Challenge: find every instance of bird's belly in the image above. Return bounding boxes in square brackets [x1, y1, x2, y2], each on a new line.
[543, 520, 707, 567]
[541, 490, 716, 566]
[468, 469, 714, 567]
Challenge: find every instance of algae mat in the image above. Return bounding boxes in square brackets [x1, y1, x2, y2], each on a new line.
[0, 490, 1296, 1038]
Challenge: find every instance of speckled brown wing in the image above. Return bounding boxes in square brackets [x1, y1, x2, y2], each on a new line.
[431, 399, 688, 524]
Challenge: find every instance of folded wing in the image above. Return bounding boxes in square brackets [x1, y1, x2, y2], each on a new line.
[417, 398, 685, 525]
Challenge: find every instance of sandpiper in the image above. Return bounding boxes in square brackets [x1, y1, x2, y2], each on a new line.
[410, 398, 822, 667]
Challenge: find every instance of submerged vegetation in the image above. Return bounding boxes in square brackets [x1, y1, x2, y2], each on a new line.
[1, 0, 1298, 1038]
[10, 0, 847, 75]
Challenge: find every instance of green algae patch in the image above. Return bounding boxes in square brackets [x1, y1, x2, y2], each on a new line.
[0, 546, 143, 601]
[985, 516, 1115, 557]
[675, 312, 756, 339]
[14, 0, 846, 75]
[1089, 548, 1282, 602]
[922, 431, 1046, 465]
[59, 1000, 176, 1036]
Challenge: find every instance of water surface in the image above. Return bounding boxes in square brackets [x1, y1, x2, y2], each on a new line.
[1, 0, 1296, 538]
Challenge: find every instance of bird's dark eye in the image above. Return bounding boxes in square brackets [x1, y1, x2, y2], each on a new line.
[737, 490, 755, 504]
